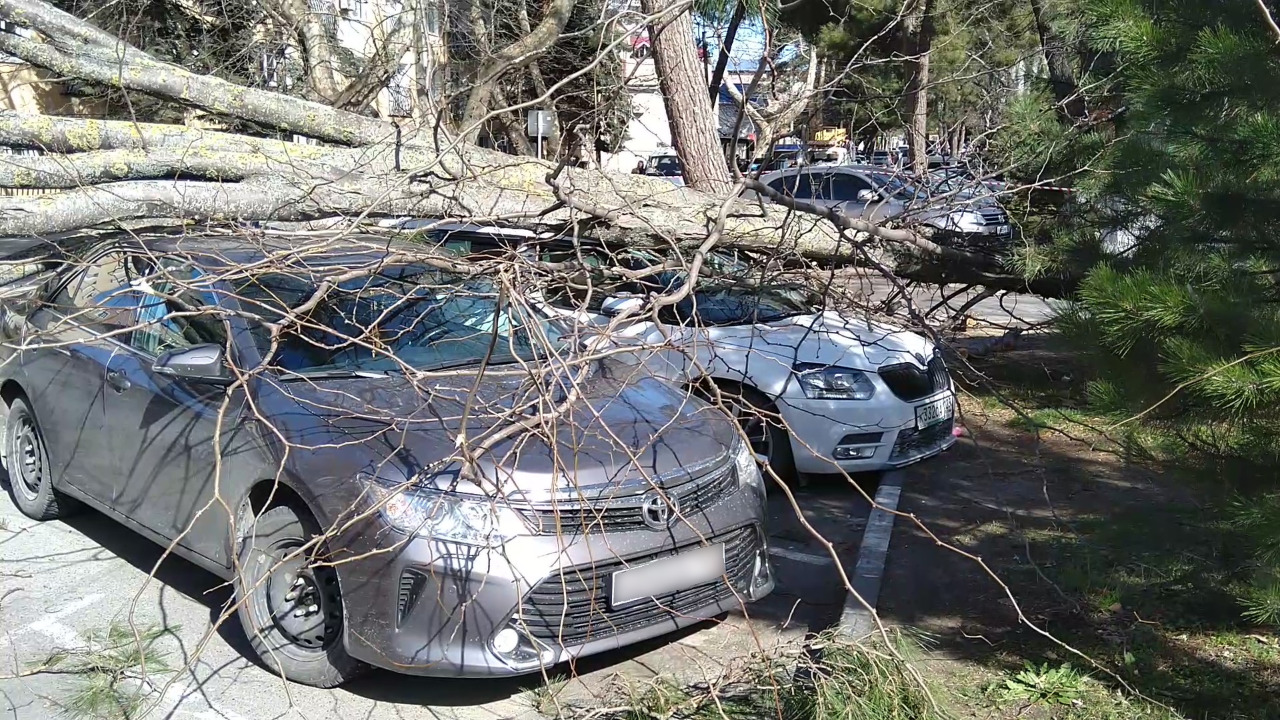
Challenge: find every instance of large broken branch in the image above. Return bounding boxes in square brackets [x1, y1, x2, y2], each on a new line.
[0, 17, 391, 145]
[0, 0, 1055, 298]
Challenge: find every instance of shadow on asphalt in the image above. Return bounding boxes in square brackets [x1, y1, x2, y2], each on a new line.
[57, 509, 258, 661]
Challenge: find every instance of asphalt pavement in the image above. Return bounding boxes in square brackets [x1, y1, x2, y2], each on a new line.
[0, 479, 869, 719]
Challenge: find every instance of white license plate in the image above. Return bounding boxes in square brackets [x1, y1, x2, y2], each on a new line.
[915, 394, 955, 430]
[996, 224, 1011, 235]
[610, 544, 726, 608]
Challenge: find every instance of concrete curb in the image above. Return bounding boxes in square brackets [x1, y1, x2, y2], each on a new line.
[839, 469, 905, 637]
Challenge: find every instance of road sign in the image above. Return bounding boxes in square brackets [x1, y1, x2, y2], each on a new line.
[526, 110, 554, 138]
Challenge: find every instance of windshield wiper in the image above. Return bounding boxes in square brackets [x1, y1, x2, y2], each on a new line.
[416, 356, 525, 373]
[276, 368, 394, 381]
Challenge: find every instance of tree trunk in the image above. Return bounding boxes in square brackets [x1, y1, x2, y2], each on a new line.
[708, 0, 746, 104]
[640, 0, 730, 193]
[460, 0, 575, 142]
[902, 0, 933, 177]
[276, 0, 347, 102]
[1029, 0, 1087, 122]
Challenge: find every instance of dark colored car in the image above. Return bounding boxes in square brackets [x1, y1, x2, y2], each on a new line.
[0, 231, 774, 686]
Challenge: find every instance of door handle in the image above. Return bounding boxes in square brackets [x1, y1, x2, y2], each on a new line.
[106, 369, 131, 393]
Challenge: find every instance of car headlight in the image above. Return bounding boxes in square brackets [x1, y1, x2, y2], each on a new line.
[367, 480, 527, 547]
[732, 434, 765, 491]
[955, 212, 985, 232]
[794, 363, 875, 400]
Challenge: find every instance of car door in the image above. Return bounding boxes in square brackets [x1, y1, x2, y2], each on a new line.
[828, 172, 897, 223]
[99, 258, 249, 566]
[20, 248, 147, 502]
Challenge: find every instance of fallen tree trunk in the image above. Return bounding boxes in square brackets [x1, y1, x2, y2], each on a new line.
[0, 0, 1075, 299]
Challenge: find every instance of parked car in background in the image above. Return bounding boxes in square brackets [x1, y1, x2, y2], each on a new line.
[0, 231, 773, 686]
[644, 153, 684, 186]
[929, 165, 1009, 196]
[869, 150, 896, 167]
[399, 223, 960, 481]
[754, 165, 1013, 251]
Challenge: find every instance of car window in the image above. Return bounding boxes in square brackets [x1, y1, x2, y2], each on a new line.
[48, 249, 153, 343]
[767, 173, 813, 199]
[130, 260, 226, 357]
[828, 173, 873, 201]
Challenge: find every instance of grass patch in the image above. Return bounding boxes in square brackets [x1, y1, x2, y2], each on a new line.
[573, 633, 940, 720]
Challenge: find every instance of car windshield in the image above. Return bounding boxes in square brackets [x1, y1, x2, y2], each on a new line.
[234, 265, 563, 376]
[869, 173, 926, 202]
[677, 284, 812, 325]
[647, 156, 681, 176]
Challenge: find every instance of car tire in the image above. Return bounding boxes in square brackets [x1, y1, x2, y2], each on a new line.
[713, 382, 796, 485]
[4, 394, 78, 521]
[235, 505, 367, 688]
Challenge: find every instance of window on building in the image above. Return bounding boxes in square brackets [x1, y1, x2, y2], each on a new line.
[388, 64, 413, 117]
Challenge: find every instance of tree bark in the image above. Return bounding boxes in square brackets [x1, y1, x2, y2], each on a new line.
[902, 0, 933, 176]
[707, 0, 746, 104]
[276, 0, 347, 102]
[1028, 0, 1087, 122]
[640, 0, 730, 193]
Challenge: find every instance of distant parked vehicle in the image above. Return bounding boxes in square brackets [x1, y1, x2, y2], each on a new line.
[644, 153, 685, 185]
[930, 165, 1008, 196]
[754, 165, 1014, 253]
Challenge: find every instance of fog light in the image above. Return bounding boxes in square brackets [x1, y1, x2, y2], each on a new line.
[833, 445, 877, 460]
[491, 627, 520, 655]
[751, 549, 773, 596]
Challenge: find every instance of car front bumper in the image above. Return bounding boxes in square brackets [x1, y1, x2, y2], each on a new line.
[778, 388, 957, 474]
[335, 479, 773, 677]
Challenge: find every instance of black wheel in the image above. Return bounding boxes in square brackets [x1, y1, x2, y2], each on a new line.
[714, 382, 796, 485]
[4, 394, 78, 520]
[235, 505, 366, 687]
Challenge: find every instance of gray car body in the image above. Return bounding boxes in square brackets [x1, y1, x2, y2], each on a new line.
[754, 164, 1012, 238]
[0, 233, 773, 677]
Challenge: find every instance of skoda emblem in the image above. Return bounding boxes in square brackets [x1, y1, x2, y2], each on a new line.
[640, 491, 677, 530]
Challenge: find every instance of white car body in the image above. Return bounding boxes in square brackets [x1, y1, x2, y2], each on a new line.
[545, 303, 958, 474]
[389, 220, 958, 474]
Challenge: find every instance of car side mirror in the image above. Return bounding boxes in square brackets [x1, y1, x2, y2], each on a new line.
[856, 189, 879, 202]
[152, 343, 233, 386]
[600, 295, 645, 317]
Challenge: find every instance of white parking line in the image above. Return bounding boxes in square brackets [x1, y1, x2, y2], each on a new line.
[25, 593, 103, 648]
[767, 545, 833, 566]
[840, 471, 905, 635]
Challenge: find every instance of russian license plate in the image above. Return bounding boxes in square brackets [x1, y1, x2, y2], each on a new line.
[915, 394, 955, 430]
[610, 543, 726, 608]
[996, 224, 1011, 236]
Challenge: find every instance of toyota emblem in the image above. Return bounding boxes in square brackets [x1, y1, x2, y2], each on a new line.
[640, 491, 677, 530]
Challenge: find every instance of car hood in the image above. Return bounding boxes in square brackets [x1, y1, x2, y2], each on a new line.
[718, 310, 935, 371]
[257, 360, 734, 502]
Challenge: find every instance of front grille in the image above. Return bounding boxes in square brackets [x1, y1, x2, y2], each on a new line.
[520, 463, 738, 535]
[979, 207, 1008, 226]
[879, 354, 950, 402]
[891, 419, 955, 462]
[928, 356, 950, 392]
[513, 525, 760, 646]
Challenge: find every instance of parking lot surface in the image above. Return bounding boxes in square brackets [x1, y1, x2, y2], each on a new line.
[0, 479, 871, 719]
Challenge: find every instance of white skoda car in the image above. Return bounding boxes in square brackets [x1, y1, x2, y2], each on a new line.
[398, 222, 958, 480]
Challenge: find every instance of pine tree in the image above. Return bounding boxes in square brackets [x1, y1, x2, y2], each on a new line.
[1018, 0, 1280, 622]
